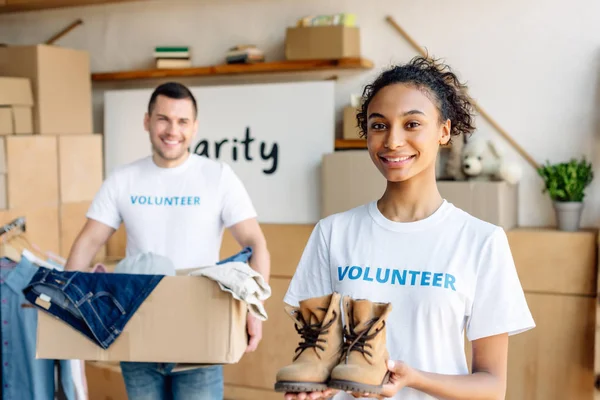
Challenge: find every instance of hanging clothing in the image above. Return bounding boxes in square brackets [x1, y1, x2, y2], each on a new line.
[1, 257, 76, 400]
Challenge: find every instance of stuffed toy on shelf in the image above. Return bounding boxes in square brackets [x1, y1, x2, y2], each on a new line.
[459, 137, 522, 185]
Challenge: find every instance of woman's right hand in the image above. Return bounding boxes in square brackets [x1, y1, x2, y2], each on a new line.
[284, 389, 338, 399]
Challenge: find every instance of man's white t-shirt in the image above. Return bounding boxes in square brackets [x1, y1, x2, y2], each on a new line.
[284, 200, 535, 400]
[87, 154, 256, 269]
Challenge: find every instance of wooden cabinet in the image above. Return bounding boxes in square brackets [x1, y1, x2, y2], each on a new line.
[507, 293, 595, 399]
[504, 228, 598, 400]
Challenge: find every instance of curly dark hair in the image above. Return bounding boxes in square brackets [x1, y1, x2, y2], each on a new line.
[356, 56, 476, 142]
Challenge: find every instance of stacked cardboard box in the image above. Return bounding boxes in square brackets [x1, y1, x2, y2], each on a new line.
[0, 77, 33, 135]
[0, 44, 104, 261]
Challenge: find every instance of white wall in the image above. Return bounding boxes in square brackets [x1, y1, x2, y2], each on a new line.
[1, 0, 599, 228]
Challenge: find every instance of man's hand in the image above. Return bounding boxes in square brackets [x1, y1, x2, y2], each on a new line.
[246, 313, 263, 353]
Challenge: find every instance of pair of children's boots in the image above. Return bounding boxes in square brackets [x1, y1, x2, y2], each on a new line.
[274, 292, 392, 395]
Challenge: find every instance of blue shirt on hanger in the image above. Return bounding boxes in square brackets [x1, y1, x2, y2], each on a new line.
[1, 257, 75, 400]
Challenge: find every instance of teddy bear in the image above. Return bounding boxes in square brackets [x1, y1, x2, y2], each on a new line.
[458, 137, 522, 185]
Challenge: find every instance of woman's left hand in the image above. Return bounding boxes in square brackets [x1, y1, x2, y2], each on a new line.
[348, 360, 415, 399]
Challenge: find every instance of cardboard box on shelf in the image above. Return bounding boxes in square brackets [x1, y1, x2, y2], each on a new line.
[0, 45, 92, 135]
[36, 272, 248, 364]
[285, 26, 360, 60]
[58, 134, 103, 203]
[1, 136, 58, 209]
[343, 105, 362, 140]
[437, 181, 518, 230]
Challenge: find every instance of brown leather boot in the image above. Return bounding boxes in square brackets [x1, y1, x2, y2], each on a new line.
[274, 292, 343, 393]
[327, 296, 392, 395]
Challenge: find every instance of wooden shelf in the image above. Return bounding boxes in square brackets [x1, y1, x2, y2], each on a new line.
[335, 139, 367, 149]
[91, 58, 374, 82]
[0, 0, 145, 14]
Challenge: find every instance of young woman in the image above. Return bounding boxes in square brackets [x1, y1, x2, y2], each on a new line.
[282, 56, 535, 400]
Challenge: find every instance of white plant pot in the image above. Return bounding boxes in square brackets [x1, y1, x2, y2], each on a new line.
[553, 201, 584, 232]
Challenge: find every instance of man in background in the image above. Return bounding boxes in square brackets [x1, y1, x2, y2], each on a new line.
[65, 82, 270, 399]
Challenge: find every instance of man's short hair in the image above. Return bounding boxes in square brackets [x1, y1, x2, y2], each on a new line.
[148, 82, 197, 117]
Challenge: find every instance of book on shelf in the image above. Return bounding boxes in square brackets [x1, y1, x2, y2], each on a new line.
[156, 58, 192, 69]
[225, 45, 265, 64]
[154, 46, 191, 69]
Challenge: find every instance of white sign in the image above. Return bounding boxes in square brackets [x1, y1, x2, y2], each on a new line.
[104, 81, 335, 223]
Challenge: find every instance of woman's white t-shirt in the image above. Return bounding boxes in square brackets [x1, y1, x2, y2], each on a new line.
[283, 200, 535, 400]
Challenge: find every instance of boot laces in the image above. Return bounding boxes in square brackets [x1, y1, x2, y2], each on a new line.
[293, 310, 337, 360]
[342, 318, 385, 362]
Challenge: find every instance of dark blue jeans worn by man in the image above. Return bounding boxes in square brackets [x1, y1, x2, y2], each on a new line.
[120, 362, 223, 400]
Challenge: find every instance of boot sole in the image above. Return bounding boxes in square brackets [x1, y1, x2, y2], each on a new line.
[327, 371, 391, 395]
[274, 381, 329, 393]
[327, 379, 384, 394]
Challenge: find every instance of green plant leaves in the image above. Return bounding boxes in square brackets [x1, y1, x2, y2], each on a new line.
[537, 157, 594, 202]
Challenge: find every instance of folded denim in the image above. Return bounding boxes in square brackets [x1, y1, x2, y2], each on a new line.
[217, 246, 252, 265]
[22, 267, 164, 349]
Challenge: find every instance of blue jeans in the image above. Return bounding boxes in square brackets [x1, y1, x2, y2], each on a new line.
[23, 267, 164, 349]
[120, 362, 223, 400]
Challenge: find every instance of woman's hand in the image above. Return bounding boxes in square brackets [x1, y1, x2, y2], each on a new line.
[348, 360, 416, 399]
[284, 389, 338, 400]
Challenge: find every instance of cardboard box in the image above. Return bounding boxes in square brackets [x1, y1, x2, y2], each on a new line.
[507, 228, 598, 296]
[0, 76, 34, 106]
[0, 106, 33, 135]
[437, 181, 518, 229]
[0, 174, 6, 209]
[2, 136, 58, 209]
[0, 136, 5, 173]
[0, 205, 60, 254]
[0, 45, 92, 135]
[85, 361, 128, 400]
[0, 108, 10, 135]
[285, 26, 360, 60]
[321, 150, 384, 218]
[343, 105, 362, 140]
[58, 134, 103, 202]
[106, 223, 127, 259]
[60, 201, 106, 260]
[36, 272, 248, 364]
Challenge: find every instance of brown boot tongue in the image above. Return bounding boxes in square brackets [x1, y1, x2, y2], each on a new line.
[352, 300, 380, 333]
[299, 296, 329, 325]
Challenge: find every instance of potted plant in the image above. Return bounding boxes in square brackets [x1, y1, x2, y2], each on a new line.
[537, 157, 594, 231]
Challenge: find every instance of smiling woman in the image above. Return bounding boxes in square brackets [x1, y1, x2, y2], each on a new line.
[280, 56, 535, 400]
[356, 56, 475, 189]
